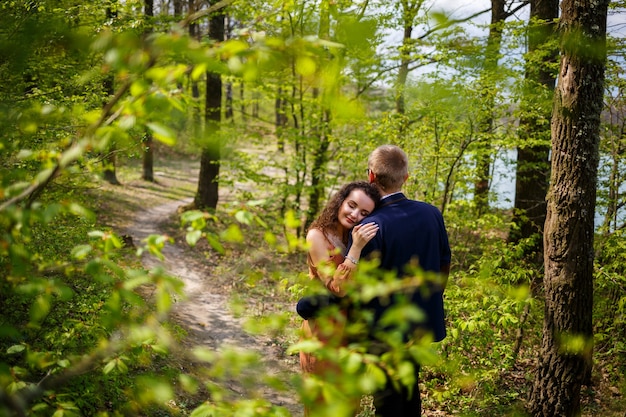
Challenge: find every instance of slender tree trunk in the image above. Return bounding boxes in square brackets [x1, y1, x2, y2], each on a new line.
[394, 0, 422, 116]
[306, 109, 330, 227]
[240, 82, 246, 122]
[473, 0, 507, 215]
[142, 0, 155, 182]
[528, 0, 608, 414]
[224, 16, 233, 122]
[194, 1, 225, 211]
[173, 0, 182, 16]
[102, 4, 120, 185]
[305, 0, 331, 228]
[395, 25, 412, 115]
[275, 87, 287, 152]
[600, 103, 626, 232]
[225, 82, 233, 120]
[509, 0, 559, 273]
[189, 0, 201, 131]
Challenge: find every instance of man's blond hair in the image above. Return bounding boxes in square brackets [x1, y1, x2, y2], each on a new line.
[368, 145, 409, 193]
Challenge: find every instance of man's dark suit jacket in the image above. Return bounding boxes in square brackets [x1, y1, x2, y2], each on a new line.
[358, 193, 451, 342]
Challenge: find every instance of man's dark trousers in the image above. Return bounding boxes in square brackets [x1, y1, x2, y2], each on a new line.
[373, 361, 421, 416]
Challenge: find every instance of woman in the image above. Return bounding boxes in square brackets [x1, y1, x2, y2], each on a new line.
[299, 181, 381, 415]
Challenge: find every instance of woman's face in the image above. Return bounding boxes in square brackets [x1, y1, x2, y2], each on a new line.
[338, 189, 376, 230]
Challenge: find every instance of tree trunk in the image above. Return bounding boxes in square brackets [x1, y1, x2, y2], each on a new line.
[395, 24, 412, 115]
[528, 0, 608, 414]
[306, 109, 330, 227]
[275, 87, 287, 152]
[173, 0, 183, 16]
[240, 82, 246, 122]
[305, 0, 331, 228]
[394, 0, 420, 117]
[194, 2, 225, 211]
[142, 0, 155, 182]
[510, 0, 559, 299]
[142, 132, 154, 182]
[510, 0, 558, 244]
[189, 0, 201, 130]
[473, 0, 507, 215]
[102, 4, 120, 186]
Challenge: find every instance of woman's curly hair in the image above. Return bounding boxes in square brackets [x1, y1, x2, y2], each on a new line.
[308, 181, 381, 244]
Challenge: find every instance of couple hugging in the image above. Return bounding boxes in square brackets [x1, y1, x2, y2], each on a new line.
[297, 144, 451, 417]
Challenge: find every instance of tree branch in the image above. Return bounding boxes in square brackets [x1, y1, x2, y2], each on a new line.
[178, 0, 235, 28]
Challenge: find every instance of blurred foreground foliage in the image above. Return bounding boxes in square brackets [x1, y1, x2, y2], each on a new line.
[1, 0, 625, 416]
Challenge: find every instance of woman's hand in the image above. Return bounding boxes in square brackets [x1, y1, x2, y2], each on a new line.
[351, 222, 379, 250]
[326, 222, 378, 296]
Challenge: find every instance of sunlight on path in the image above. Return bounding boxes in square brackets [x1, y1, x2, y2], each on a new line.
[123, 196, 302, 416]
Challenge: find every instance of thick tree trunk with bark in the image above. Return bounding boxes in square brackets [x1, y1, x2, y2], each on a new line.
[528, 0, 608, 414]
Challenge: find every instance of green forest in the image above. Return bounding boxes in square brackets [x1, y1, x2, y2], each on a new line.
[1, 0, 625, 416]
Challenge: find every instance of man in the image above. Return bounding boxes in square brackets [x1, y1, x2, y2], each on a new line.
[354, 144, 451, 416]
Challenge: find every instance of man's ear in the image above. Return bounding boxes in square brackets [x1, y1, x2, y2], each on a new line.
[368, 171, 376, 183]
[403, 173, 409, 183]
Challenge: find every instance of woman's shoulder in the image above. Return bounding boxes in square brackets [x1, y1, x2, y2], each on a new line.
[307, 228, 343, 251]
[306, 227, 325, 242]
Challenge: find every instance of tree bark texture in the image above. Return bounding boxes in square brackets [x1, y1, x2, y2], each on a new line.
[195, 3, 225, 211]
[528, 0, 608, 414]
[142, 132, 154, 182]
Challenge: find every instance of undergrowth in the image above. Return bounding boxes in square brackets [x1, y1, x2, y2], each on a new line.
[4, 149, 624, 416]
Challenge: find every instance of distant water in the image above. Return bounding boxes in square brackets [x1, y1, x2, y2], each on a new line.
[491, 149, 624, 230]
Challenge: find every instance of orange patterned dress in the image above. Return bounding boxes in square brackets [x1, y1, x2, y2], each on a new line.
[299, 231, 360, 416]
[299, 248, 346, 375]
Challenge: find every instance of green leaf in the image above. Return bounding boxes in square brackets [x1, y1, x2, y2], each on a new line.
[156, 287, 172, 314]
[71, 244, 92, 260]
[103, 359, 116, 374]
[234, 210, 253, 225]
[191, 347, 216, 363]
[264, 231, 277, 246]
[186, 229, 202, 246]
[220, 224, 243, 243]
[67, 202, 95, 221]
[30, 295, 51, 323]
[295, 56, 316, 76]
[130, 79, 149, 96]
[7, 345, 25, 354]
[191, 63, 207, 80]
[284, 210, 300, 229]
[146, 122, 176, 146]
[206, 233, 225, 254]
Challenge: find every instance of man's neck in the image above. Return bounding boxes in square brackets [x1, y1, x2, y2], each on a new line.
[381, 190, 403, 199]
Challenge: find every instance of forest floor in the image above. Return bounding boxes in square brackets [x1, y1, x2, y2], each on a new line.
[97, 152, 305, 416]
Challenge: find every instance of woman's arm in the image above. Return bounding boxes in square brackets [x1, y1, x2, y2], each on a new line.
[327, 222, 379, 295]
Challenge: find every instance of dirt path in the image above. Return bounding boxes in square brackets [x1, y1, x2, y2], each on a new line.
[122, 194, 302, 415]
